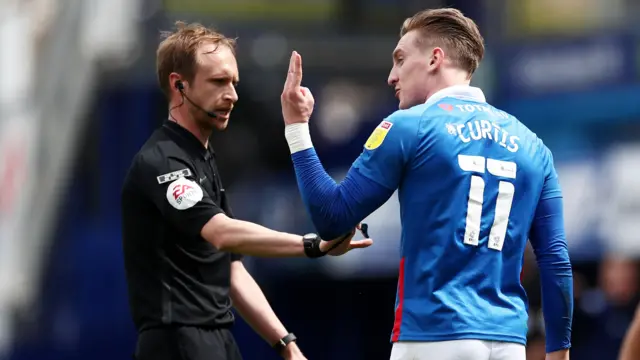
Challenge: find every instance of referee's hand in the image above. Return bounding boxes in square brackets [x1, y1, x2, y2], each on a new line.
[320, 226, 373, 256]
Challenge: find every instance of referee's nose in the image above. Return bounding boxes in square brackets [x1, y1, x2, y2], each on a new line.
[224, 85, 238, 104]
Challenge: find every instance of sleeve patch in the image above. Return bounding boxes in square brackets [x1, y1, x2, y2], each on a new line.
[157, 168, 192, 184]
[166, 177, 203, 210]
[364, 121, 393, 150]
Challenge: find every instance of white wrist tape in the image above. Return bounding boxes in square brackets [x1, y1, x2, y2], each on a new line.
[284, 123, 313, 154]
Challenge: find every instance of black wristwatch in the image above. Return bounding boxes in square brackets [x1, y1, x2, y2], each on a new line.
[302, 233, 325, 258]
[273, 333, 297, 354]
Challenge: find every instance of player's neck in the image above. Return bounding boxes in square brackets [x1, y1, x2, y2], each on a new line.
[169, 109, 211, 149]
[425, 75, 472, 103]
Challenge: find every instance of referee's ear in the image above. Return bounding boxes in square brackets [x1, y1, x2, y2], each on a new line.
[168, 72, 185, 96]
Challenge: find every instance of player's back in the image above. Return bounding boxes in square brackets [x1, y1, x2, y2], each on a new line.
[393, 95, 552, 345]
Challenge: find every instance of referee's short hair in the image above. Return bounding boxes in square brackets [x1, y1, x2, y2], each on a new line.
[156, 21, 237, 98]
[400, 8, 485, 77]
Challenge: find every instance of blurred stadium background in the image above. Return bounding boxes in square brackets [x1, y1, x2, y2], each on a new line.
[1, 0, 639, 359]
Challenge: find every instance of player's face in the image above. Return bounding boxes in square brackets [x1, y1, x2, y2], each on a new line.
[189, 43, 239, 131]
[388, 30, 439, 110]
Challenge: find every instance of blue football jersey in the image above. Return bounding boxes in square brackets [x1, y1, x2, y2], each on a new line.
[352, 86, 560, 345]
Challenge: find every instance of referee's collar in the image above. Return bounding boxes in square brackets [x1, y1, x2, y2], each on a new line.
[425, 85, 486, 107]
[163, 119, 214, 160]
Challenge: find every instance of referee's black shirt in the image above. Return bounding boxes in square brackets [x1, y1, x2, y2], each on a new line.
[121, 120, 242, 332]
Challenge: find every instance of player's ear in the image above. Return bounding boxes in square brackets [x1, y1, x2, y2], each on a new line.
[428, 47, 444, 71]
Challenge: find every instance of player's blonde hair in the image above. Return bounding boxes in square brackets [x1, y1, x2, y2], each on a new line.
[156, 21, 236, 98]
[401, 8, 485, 77]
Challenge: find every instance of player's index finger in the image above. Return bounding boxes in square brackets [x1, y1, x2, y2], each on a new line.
[284, 51, 297, 89]
[288, 51, 302, 86]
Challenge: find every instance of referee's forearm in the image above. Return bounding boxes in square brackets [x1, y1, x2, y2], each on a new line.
[201, 214, 305, 257]
[230, 262, 289, 344]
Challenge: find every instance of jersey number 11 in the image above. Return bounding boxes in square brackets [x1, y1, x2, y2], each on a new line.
[457, 154, 516, 252]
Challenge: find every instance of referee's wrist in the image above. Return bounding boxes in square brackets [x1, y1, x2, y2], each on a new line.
[272, 332, 298, 356]
[303, 233, 326, 258]
[281, 341, 302, 358]
[285, 123, 313, 154]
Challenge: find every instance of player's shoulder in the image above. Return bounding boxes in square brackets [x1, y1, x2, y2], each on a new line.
[361, 107, 426, 151]
[384, 105, 426, 125]
[535, 136, 555, 167]
[500, 111, 551, 154]
[381, 102, 443, 133]
[486, 106, 555, 162]
[368, 106, 425, 139]
[391, 101, 456, 120]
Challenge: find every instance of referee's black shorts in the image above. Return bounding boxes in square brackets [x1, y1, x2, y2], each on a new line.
[134, 326, 243, 360]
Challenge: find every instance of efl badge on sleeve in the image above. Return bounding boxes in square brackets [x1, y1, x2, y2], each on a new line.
[364, 121, 393, 150]
[157, 168, 192, 184]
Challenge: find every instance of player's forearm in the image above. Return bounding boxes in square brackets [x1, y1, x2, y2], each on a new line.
[538, 257, 573, 353]
[530, 197, 574, 353]
[285, 124, 390, 238]
[285, 125, 355, 237]
[201, 214, 305, 257]
[618, 306, 640, 360]
[292, 149, 361, 237]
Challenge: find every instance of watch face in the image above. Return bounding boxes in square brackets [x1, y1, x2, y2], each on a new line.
[303, 233, 317, 241]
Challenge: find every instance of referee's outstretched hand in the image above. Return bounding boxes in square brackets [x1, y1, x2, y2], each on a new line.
[321, 225, 374, 256]
[281, 51, 315, 125]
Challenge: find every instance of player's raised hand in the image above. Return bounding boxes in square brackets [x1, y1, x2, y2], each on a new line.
[320, 225, 373, 256]
[281, 51, 315, 125]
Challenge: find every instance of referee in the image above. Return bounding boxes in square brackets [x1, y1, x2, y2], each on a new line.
[121, 22, 372, 360]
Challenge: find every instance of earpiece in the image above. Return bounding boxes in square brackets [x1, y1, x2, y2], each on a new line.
[172, 79, 217, 119]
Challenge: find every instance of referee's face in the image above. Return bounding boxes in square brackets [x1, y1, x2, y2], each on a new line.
[190, 43, 239, 131]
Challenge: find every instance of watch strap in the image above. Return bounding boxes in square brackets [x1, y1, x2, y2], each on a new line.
[273, 333, 297, 354]
[303, 234, 324, 258]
